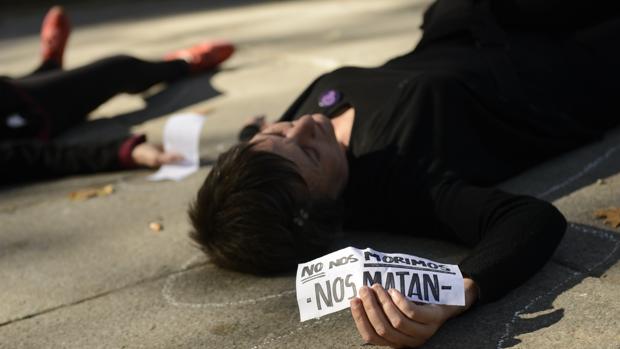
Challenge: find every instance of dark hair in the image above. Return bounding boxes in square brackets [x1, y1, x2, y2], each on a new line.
[188, 142, 344, 274]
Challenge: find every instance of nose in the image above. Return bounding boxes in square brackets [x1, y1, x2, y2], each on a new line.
[286, 115, 316, 144]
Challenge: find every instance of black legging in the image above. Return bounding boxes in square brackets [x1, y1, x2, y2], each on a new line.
[9, 55, 189, 137]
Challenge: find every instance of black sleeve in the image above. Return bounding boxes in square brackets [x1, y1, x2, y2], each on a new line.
[428, 173, 566, 303]
[344, 154, 565, 302]
[0, 138, 128, 183]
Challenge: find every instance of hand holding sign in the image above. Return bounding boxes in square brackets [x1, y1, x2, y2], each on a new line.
[351, 280, 478, 348]
[148, 113, 205, 181]
[295, 247, 478, 348]
[296, 247, 465, 321]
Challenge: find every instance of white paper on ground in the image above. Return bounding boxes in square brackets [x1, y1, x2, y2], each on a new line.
[148, 113, 205, 181]
[296, 247, 464, 322]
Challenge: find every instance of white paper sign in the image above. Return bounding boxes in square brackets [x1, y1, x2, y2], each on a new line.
[148, 113, 205, 181]
[296, 247, 464, 322]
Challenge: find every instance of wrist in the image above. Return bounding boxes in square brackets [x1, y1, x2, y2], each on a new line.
[118, 134, 147, 168]
[441, 278, 479, 320]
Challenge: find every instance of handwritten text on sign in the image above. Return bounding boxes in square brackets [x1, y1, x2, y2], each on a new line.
[296, 247, 464, 321]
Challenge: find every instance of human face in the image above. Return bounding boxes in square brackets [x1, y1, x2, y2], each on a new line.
[251, 114, 349, 199]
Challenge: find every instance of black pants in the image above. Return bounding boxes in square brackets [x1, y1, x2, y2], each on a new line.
[5, 55, 188, 137]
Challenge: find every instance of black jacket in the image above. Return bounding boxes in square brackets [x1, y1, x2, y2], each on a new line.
[263, 0, 620, 301]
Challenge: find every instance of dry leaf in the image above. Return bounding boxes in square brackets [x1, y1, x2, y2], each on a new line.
[593, 207, 620, 228]
[149, 222, 163, 232]
[69, 184, 114, 201]
[99, 184, 114, 195]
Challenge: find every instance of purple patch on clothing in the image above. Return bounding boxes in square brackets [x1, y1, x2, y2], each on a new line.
[318, 89, 341, 108]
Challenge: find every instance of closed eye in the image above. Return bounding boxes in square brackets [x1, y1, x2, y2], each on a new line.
[255, 132, 319, 165]
[251, 131, 284, 145]
[260, 131, 284, 138]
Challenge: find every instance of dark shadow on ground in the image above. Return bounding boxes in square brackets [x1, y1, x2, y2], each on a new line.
[145, 1, 427, 49]
[56, 70, 220, 144]
[0, 0, 296, 40]
[424, 222, 619, 349]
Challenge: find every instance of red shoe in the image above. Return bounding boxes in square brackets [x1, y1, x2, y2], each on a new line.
[40, 6, 71, 67]
[164, 41, 235, 74]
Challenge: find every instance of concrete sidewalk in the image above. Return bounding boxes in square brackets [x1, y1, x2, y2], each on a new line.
[0, 1, 618, 348]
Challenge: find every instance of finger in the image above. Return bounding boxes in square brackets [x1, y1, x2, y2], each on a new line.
[360, 286, 419, 348]
[350, 297, 393, 347]
[157, 152, 184, 165]
[389, 289, 443, 324]
[374, 287, 433, 341]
